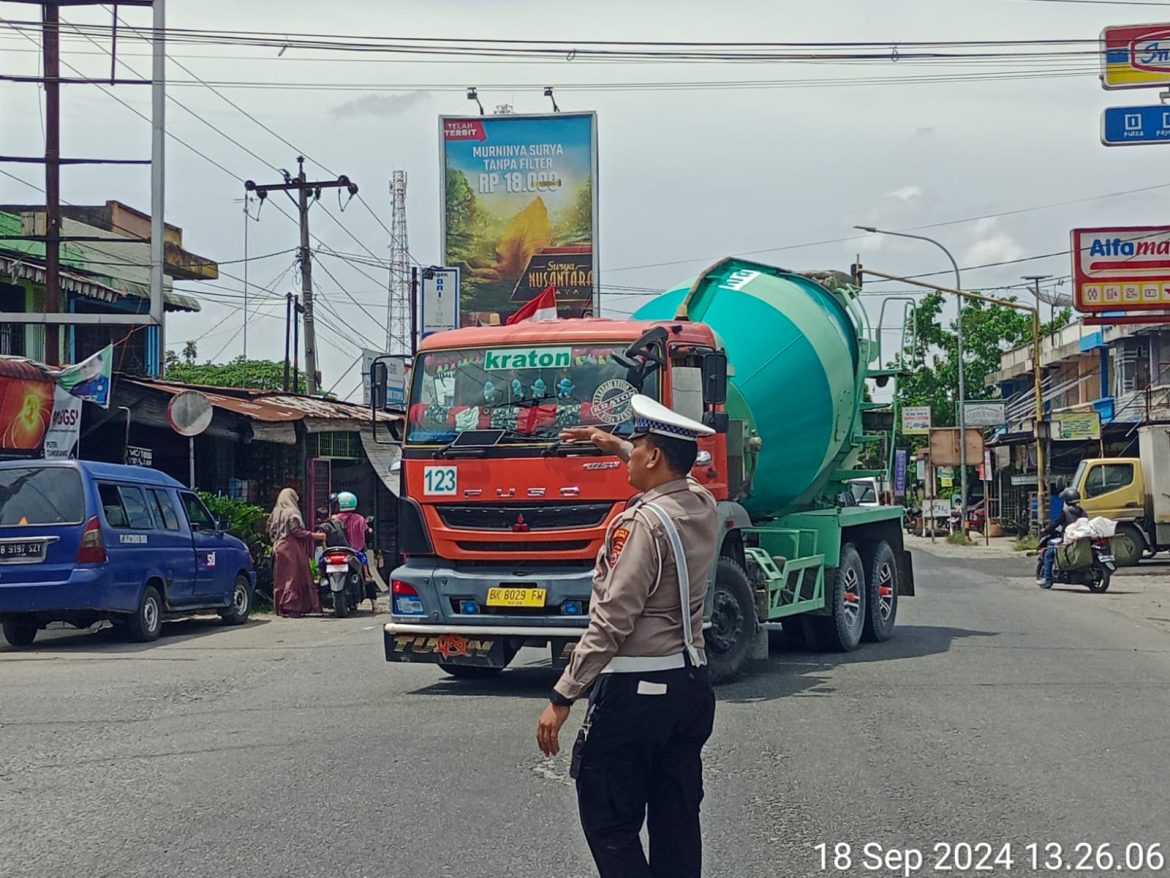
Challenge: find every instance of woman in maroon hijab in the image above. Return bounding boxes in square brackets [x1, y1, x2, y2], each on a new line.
[268, 488, 324, 617]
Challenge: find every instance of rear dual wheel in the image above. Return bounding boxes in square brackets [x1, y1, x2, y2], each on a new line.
[813, 543, 867, 652]
[862, 541, 899, 643]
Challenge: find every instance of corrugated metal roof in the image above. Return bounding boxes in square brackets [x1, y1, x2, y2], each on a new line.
[0, 253, 201, 313]
[123, 379, 400, 425]
[0, 356, 53, 382]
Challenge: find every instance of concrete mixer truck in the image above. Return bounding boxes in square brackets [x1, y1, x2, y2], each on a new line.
[376, 257, 914, 683]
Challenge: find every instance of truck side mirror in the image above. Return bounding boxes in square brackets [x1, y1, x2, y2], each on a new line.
[702, 352, 727, 405]
[371, 362, 388, 411]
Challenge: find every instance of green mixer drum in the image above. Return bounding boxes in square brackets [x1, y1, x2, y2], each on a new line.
[634, 262, 859, 516]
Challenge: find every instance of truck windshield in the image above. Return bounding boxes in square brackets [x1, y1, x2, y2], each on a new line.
[406, 343, 658, 444]
[0, 467, 85, 526]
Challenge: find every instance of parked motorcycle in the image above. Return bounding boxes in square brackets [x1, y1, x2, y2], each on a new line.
[319, 545, 366, 618]
[1036, 535, 1116, 592]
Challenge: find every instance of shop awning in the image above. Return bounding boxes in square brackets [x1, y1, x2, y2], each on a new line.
[359, 429, 402, 497]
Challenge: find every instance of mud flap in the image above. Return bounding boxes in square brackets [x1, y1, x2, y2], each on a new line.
[898, 550, 916, 596]
[383, 629, 513, 668]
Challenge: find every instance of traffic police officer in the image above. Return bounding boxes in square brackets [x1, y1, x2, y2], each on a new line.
[536, 395, 719, 878]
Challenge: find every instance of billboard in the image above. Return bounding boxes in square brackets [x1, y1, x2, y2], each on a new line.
[1053, 411, 1101, 441]
[0, 366, 54, 452]
[440, 112, 598, 325]
[962, 400, 1006, 427]
[901, 405, 932, 435]
[1071, 226, 1170, 313]
[894, 448, 908, 496]
[1101, 23, 1170, 90]
[420, 267, 460, 337]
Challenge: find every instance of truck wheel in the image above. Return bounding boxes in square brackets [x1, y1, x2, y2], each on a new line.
[125, 585, 163, 643]
[439, 663, 503, 679]
[707, 557, 758, 685]
[219, 575, 253, 626]
[2, 620, 37, 648]
[815, 544, 866, 652]
[1113, 524, 1145, 567]
[862, 540, 899, 643]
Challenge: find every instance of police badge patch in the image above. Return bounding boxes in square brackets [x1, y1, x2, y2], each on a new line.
[610, 526, 631, 565]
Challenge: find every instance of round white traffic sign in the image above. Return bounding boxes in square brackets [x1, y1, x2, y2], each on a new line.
[167, 390, 213, 437]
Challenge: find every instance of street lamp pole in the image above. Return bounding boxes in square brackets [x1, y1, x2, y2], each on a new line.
[856, 226, 968, 537]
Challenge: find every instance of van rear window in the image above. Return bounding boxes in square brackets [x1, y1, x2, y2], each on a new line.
[0, 467, 85, 526]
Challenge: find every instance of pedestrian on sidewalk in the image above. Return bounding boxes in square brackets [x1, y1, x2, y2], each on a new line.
[536, 395, 719, 878]
[268, 488, 325, 617]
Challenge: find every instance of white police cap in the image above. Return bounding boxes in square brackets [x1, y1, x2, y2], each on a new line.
[628, 394, 715, 442]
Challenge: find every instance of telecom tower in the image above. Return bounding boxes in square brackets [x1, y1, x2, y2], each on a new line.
[387, 170, 410, 355]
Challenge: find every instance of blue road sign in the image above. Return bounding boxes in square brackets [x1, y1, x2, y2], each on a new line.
[1102, 105, 1170, 146]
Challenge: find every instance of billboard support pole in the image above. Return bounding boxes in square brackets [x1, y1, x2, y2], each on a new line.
[410, 266, 419, 357]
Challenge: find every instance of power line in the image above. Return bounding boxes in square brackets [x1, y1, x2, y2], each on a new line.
[0, 20, 1113, 57]
[1013, 0, 1170, 5]
[603, 179, 1170, 275]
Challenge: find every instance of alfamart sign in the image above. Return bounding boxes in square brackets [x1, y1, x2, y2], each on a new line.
[1071, 226, 1170, 312]
[483, 347, 572, 370]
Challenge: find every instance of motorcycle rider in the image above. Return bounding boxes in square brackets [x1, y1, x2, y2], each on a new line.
[333, 492, 378, 613]
[1038, 487, 1087, 589]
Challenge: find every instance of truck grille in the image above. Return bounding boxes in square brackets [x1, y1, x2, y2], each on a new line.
[437, 503, 610, 531]
[455, 540, 592, 553]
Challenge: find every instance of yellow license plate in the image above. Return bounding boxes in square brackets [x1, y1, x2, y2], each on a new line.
[486, 587, 547, 608]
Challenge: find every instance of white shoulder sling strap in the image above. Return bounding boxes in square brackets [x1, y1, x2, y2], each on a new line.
[639, 502, 706, 668]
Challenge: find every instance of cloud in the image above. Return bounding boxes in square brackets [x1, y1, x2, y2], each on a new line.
[885, 184, 922, 202]
[330, 91, 428, 118]
[964, 232, 1025, 267]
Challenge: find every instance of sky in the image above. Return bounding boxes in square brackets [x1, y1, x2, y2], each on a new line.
[3, 0, 1170, 401]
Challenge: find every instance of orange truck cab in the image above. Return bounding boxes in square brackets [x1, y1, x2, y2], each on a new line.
[384, 319, 732, 678]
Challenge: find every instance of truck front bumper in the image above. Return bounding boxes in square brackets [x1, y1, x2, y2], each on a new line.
[383, 621, 587, 668]
[384, 559, 592, 668]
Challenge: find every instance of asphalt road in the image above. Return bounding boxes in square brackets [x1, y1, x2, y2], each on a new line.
[3, 548, 1169, 878]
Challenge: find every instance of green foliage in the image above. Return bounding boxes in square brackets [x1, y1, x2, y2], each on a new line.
[1014, 535, 1039, 552]
[946, 532, 974, 546]
[445, 167, 480, 266]
[163, 355, 305, 393]
[198, 491, 270, 559]
[893, 291, 1071, 449]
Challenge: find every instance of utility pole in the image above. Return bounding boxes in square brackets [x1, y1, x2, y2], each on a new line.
[43, 1, 60, 365]
[0, 0, 163, 372]
[1023, 275, 1053, 326]
[245, 156, 357, 394]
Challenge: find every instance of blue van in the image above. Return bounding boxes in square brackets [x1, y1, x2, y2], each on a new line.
[0, 460, 255, 647]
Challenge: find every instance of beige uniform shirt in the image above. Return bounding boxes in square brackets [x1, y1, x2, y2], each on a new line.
[554, 477, 719, 702]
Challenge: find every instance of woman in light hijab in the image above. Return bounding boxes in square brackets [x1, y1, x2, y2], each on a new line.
[268, 488, 325, 617]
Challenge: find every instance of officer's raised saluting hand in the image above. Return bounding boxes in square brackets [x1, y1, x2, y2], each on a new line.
[559, 425, 629, 459]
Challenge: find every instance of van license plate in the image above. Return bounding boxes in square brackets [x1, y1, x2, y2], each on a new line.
[0, 541, 46, 563]
[486, 587, 547, 608]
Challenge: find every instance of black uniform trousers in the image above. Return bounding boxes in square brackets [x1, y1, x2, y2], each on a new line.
[571, 663, 716, 878]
